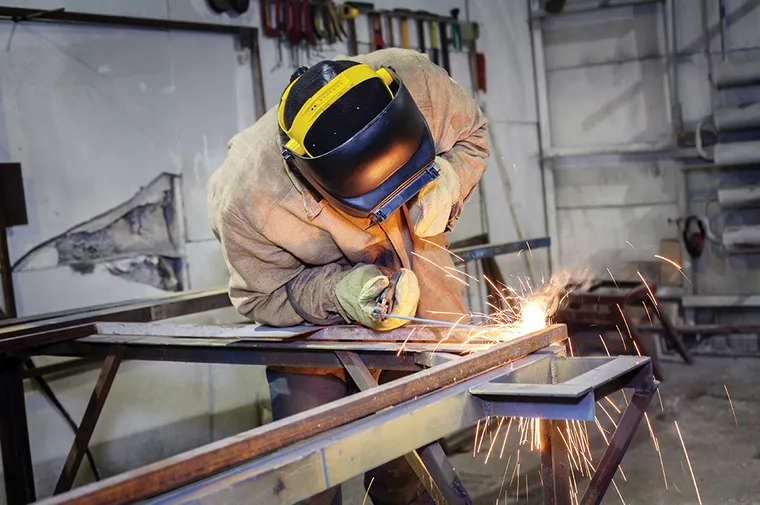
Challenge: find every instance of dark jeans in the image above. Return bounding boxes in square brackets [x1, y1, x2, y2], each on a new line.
[267, 370, 434, 505]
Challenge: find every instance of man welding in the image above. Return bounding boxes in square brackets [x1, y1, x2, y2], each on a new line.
[208, 48, 489, 505]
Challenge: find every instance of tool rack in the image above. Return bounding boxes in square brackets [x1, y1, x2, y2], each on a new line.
[2, 289, 656, 505]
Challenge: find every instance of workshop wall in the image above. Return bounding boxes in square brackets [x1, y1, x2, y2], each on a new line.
[0, 0, 548, 500]
[539, 0, 760, 298]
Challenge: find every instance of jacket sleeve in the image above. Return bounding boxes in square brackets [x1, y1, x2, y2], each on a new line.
[210, 207, 350, 327]
[424, 59, 490, 219]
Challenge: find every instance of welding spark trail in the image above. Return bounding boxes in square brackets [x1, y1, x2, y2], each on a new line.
[675, 421, 702, 505]
[724, 384, 739, 428]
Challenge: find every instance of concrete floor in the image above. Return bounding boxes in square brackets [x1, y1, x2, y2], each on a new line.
[343, 356, 760, 504]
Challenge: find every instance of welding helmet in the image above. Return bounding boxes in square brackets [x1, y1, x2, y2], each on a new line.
[278, 60, 439, 224]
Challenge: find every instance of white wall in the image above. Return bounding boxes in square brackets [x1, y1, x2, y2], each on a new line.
[0, 1, 548, 501]
[537, 0, 760, 294]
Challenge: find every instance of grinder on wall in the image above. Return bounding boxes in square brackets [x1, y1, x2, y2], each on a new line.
[277, 61, 439, 224]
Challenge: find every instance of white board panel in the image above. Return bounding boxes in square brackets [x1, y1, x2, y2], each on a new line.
[13, 265, 166, 316]
[543, 3, 664, 70]
[547, 58, 670, 148]
[557, 203, 679, 272]
[168, 31, 256, 242]
[185, 239, 229, 290]
[555, 161, 678, 209]
[471, 0, 538, 123]
[0, 21, 177, 262]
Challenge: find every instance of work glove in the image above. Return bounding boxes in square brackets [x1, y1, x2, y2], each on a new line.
[335, 264, 419, 330]
[408, 156, 461, 238]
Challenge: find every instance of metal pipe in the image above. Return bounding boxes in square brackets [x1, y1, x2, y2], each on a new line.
[714, 102, 760, 131]
[718, 0, 727, 61]
[714, 140, 760, 165]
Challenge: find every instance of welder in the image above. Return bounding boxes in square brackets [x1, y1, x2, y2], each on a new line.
[208, 48, 489, 504]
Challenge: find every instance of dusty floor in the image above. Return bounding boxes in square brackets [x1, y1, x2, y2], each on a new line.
[343, 356, 760, 504]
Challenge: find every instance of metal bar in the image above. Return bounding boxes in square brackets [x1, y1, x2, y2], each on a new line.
[540, 419, 572, 505]
[637, 323, 760, 334]
[452, 237, 551, 262]
[0, 6, 257, 36]
[0, 208, 17, 319]
[54, 349, 124, 494]
[0, 288, 230, 350]
[650, 303, 692, 364]
[0, 357, 36, 505]
[37, 325, 567, 505]
[44, 338, 425, 371]
[21, 358, 100, 379]
[335, 351, 471, 505]
[580, 389, 656, 505]
[140, 357, 550, 505]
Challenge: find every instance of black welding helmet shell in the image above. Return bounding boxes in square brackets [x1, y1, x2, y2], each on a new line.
[278, 62, 438, 223]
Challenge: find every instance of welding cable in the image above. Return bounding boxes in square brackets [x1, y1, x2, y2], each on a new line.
[24, 358, 102, 481]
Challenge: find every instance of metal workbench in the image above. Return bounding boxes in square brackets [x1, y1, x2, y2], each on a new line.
[1, 289, 656, 505]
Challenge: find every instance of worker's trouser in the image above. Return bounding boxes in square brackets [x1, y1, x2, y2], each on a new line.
[267, 370, 435, 505]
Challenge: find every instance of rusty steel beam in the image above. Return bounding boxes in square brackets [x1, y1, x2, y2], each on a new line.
[37, 324, 567, 505]
[54, 349, 124, 494]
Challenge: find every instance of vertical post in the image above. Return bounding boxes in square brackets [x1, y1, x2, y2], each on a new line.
[540, 419, 572, 505]
[54, 349, 124, 494]
[581, 390, 655, 505]
[0, 357, 36, 505]
[0, 208, 17, 318]
[335, 351, 472, 505]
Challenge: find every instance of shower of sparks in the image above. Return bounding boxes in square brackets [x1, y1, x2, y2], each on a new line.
[637, 271, 659, 311]
[675, 421, 702, 505]
[654, 254, 698, 289]
[644, 412, 669, 490]
[615, 325, 628, 350]
[486, 417, 506, 463]
[626, 240, 636, 251]
[477, 416, 490, 454]
[361, 477, 374, 505]
[496, 455, 511, 505]
[420, 237, 465, 262]
[724, 384, 739, 427]
[500, 417, 514, 459]
[599, 334, 611, 356]
[412, 251, 470, 286]
[397, 327, 417, 356]
[607, 268, 619, 289]
[642, 301, 653, 325]
[616, 304, 633, 342]
[473, 419, 481, 458]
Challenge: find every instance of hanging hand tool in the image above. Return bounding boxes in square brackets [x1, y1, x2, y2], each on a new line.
[415, 11, 426, 54]
[430, 19, 440, 65]
[300, 0, 316, 61]
[393, 8, 411, 49]
[261, 0, 285, 69]
[286, 0, 300, 67]
[450, 8, 462, 51]
[340, 3, 359, 55]
[384, 11, 394, 47]
[369, 11, 384, 50]
[439, 18, 450, 73]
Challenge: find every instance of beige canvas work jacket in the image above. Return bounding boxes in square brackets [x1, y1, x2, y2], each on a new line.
[207, 48, 489, 337]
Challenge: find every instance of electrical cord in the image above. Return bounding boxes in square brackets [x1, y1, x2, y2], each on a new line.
[24, 358, 102, 481]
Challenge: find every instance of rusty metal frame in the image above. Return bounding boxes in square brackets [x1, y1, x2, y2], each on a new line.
[1, 287, 655, 505]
